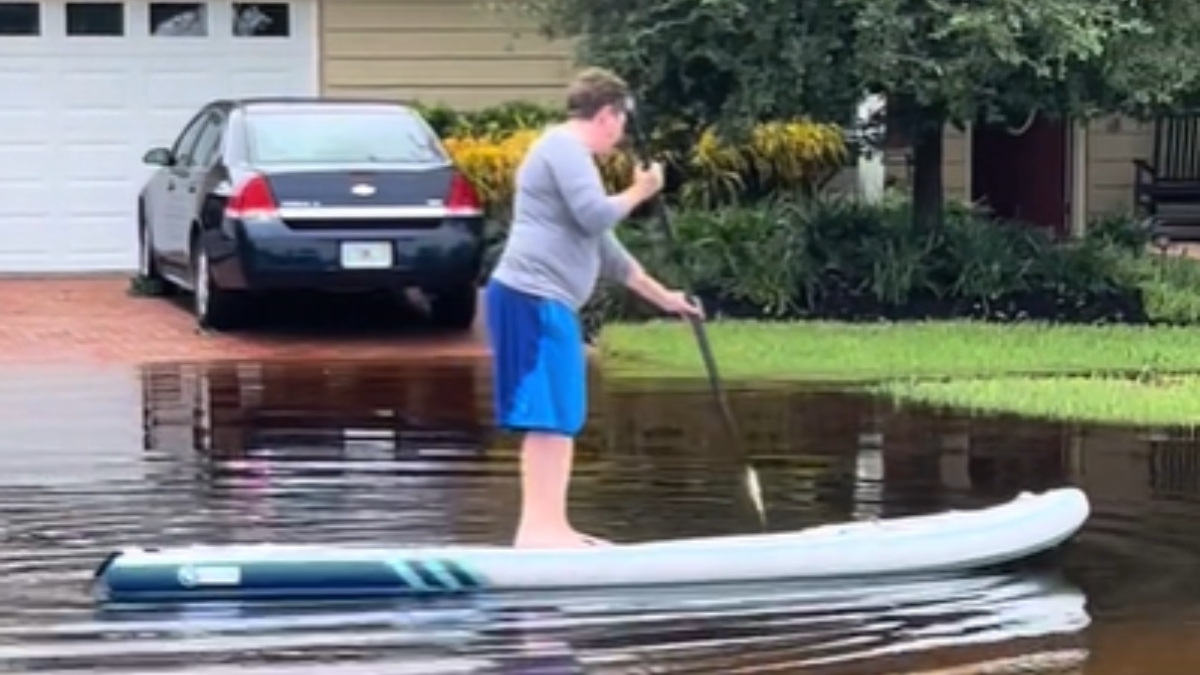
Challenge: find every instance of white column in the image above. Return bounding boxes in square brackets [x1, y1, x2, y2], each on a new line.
[962, 122, 973, 201]
[1069, 119, 1089, 237]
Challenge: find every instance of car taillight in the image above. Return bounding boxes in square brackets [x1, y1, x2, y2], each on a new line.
[224, 174, 279, 221]
[446, 172, 483, 216]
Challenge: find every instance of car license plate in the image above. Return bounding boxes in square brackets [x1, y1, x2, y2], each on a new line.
[339, 242, 393, 269]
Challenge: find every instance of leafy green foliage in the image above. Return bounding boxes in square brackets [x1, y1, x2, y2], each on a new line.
[412, 100, 563, 139]
[565, 195, 1200, 335]
[1100, 0, 1200, 113]
[497, 0, 861, 136]
[842, 0, 1154, 129]
[500, 0, 1200, 224]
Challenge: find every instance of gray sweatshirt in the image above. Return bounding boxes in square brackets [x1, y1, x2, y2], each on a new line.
[489, 125, 634, 311]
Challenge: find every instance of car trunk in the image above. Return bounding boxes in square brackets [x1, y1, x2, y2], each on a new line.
[263, 166, 457, 230]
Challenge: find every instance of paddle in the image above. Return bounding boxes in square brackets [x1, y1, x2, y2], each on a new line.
[622, 97, 767, 528]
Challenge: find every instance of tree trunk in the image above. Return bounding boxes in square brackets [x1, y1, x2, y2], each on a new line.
[910, 119, 945, 229]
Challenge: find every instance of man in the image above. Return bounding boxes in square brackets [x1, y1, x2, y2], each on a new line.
[484, 67, 704, 549]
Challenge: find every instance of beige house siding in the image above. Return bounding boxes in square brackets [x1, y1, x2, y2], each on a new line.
[1085, 116, 1151, 216]
[883, 127, 970, 200]
[319, 0, 575, 109]
[942, 127, 969, 200]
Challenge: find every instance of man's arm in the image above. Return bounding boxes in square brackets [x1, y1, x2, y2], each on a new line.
[599, 233, 681, 310]
[544, 131, 652, 235]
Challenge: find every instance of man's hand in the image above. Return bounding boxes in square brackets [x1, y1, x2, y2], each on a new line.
[630, 161, 665, 202]
[624, 265, 705, 320]
[656, 289, 705, 320]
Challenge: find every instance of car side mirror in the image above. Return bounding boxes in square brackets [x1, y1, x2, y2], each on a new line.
[142, 147, 173, 166]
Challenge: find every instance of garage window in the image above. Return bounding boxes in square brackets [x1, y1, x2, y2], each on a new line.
[233, 3, 288, 37]
[66, 2, 124, 36]
[149, 1, 206, 36]
[0, 2, 39, 36]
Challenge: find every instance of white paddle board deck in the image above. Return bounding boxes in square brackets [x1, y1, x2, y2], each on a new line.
[92, 487, 1089, 604]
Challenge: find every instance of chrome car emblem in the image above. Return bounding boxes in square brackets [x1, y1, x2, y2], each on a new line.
[351, 183, 376, 197]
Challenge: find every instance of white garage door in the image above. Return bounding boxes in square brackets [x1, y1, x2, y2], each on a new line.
[0, 1, 318, 273]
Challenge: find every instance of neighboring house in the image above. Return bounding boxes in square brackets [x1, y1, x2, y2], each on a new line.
[0, 0, 1157, 274]
[884, 115, 1158, 237]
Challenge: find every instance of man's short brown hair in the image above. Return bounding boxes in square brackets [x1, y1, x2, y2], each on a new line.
[566, 67, 630, 120]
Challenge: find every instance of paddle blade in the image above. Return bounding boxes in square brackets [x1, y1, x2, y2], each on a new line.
[746, 467, 766, 528]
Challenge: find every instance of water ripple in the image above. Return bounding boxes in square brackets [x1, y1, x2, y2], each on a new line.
[2, 361, 1197, 672]
[0, 447, 1091, 673]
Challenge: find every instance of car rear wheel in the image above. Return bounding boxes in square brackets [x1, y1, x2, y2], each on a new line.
[191, 237, 244, 331]
[428, 284, 478, 331]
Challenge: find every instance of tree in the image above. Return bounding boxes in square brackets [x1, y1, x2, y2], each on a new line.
[843, 0, 1160, 228]
[501, 0, 1200, 228]
[496, 0, 862, 131]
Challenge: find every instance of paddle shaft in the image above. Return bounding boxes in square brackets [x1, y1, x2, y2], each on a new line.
[623, 108, 765, 527]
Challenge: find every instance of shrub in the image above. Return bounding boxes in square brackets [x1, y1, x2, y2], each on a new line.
[573, 195, 1200, 335]
[442, 121, 847, 216]
[416, 100, 847, 215]
[672, 121, 849, 208]
[442, 129, 636, 222]
[1123, 252, 1200, 325]
[1083, 209, 1153, 253]
[415, 100, 563, 139]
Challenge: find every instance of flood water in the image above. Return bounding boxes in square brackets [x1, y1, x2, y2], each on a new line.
[0, 360, 1197, 673]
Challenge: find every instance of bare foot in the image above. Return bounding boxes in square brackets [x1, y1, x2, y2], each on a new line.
[513, 528, 612, 549]
[579, 534, 613, 547]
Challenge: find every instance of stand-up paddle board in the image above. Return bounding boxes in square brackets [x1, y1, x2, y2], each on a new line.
[92, 487, 1089, 604]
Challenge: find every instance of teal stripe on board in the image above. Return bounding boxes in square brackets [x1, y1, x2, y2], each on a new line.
[385, 559, 486, 595]
[416, 560, 463, 591]
[387, 561, 431, 593]
[443, 560, 486, 590]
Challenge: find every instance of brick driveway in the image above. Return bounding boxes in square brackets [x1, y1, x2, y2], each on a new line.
[0, 275, 489, 365]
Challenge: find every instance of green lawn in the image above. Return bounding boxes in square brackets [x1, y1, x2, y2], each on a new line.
[874, 374, 1200, 427]
[597, 320, 1200, 426]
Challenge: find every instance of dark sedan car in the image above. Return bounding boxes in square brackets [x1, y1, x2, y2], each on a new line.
[136, 97, 487, 332]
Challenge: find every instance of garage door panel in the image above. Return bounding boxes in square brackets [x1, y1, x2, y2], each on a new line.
[62, 217, 131, 250]
[0, 184, 55, 213]
[62, 75, 138, 109]
[1, 72, 55, 108]
[64, 147, 140, 180]
[59, 112, 137, 143]
[0, 217, 57, 271]
[0, 0, 317, 273]
[61, 224, 129, 259]
[64, 180, 132, 207]
[145, 70, 215, 99]
[0, 220, 53, 249]
[0, 148, 54, 181]
[0, 111, 51, 131]
[61, 216, 136, 257]
[228, 70, 308, 98]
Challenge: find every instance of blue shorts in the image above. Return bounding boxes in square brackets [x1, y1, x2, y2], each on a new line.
[484, 280, 587, 437]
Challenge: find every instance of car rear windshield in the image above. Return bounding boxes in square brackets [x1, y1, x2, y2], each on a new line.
[245, 107, 447, 165]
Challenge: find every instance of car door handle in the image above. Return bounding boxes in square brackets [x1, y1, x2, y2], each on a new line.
[167, 182, 176, 191]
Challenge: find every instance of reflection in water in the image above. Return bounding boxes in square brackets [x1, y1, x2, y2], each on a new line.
[0, 361, 1199, 672]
